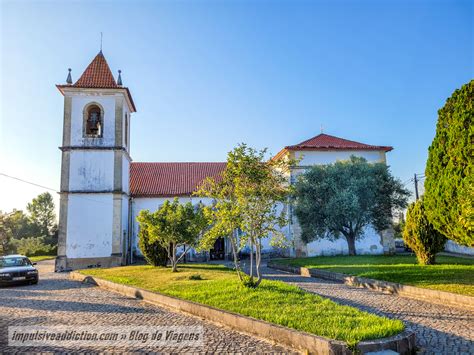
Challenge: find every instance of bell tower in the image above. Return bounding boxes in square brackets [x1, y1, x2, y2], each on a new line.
[55, 51, 136, 271]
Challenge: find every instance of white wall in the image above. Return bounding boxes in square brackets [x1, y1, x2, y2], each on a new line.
[70, 95, 116, 147]
[294, 150, 385, 166]
[69, 150, 114, 191]
[66, 194, 114, 258]
[305, 225, 383, 256]
[445, 240, 474, 256]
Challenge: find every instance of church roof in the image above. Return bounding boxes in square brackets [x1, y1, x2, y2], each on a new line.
[273, 133, 392, 160]
[130, 162, 227, 197]
[73, 51, 118, 88]
[288, 133, 393, 151]
[56, 51, 136, 112]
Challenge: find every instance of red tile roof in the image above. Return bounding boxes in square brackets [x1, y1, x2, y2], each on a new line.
[73, 51, 118, 88]
[273, 133, 392, 160]
[130, 162, 227, 197]
[56, 51, 136, 112]
[287, 133, 392, 151]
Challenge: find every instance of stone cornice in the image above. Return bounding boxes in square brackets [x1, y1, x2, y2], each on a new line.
[59, 146, 132, 161]
[59, 190, 129, 195]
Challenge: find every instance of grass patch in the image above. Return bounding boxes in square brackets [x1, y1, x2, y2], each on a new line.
[29, 255, 55, 262]
[81, 264, 403, 347]
[275, 255, 474, 296]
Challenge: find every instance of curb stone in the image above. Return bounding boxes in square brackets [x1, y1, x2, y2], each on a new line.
[70, 271, 415, 355]
[267, 262, 474, 311]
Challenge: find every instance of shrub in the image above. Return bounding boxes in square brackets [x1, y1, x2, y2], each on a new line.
[138, 226, 168, 267]
[12, 236, 53, 256]
[403, 198, 446, 265]
[137, 199, 207, 272]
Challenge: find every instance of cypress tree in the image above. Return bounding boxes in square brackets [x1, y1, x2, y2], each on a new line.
[424, 80, 473, 246]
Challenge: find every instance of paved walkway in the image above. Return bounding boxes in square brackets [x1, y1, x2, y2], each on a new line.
[0, 260, 291, 354]
[258, 262, 474, 354]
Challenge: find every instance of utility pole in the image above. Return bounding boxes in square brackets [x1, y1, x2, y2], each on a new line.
[414, 173, 419, 200]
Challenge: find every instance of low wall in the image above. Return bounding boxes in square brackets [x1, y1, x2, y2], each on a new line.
[70, 272, 415, 354]
[444, 240, 474, 256]
[268, 262, 474, 311]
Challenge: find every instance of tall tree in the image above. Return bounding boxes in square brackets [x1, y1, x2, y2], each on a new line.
[137, 198, 207, 272]
[294, 156, 409, 255]
[424, 80, 474, 246]
[4, 210, 40, 240]
[198, 144, 293, 287]
[27, 192, 57, 238]
[197, 172, 244, 280]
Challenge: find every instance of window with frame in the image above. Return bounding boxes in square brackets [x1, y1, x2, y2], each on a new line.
[85, 105, 102, 137]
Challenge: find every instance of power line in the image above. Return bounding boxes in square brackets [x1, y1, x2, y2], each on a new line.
[0, 172, 58, 192]
[0, 172, 113, 206]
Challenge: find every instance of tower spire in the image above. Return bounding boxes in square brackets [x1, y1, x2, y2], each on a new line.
[100, 32, 103, 53]
[66, 68, 72, 84]
[117, 70, 122, 86]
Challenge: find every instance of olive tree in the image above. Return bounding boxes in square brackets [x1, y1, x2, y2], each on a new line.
[294, 156, 409, 255]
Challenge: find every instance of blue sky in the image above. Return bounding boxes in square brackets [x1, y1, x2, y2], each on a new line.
[1, 0, 472, 212]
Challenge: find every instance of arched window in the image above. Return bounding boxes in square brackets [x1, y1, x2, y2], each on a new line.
[85, 105, 103, 137]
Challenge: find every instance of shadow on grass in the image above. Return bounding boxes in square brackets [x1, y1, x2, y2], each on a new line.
[171, 264, 233, 272]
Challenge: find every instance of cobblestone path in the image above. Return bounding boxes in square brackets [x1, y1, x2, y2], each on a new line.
[0, 261, 291, 354]
[260, 263, 474, 354]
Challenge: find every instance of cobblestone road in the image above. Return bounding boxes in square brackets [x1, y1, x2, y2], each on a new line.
[0, 260, 291, 354]
[259, 263, 474, 354]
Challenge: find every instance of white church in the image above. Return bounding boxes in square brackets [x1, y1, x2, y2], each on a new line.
[55, 52, 396, 271]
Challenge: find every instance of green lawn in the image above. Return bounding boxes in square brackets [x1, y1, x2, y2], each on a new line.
[274, 255, 474, 296]
[29, 255, 56, 262]
[81, 264, 404, 347]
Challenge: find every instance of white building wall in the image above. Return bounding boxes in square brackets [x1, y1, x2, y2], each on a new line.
[294, 150, 385, 166]
[70, 95, 116, 147]
[66, 194, 114, 258]
[69, 151, 114, 191]
[306, 226, 383, 256]
[445, 240, 474, 256]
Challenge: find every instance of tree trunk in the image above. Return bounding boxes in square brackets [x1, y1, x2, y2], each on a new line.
[249, 239, 254, 279]
[171, 243, 178, 272]
[417, 253, 436, 265]
[255, 238, 262, 287]
[229, 232, 243, 281]
[346, 235, 356, 256]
